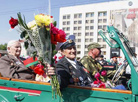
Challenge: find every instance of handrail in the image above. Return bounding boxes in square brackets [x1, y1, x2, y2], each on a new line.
[0, 77, 132, 94]
[68, 85, 132, 94]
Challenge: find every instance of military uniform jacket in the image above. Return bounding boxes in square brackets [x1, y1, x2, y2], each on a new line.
[80, 56, 102, 77]
[80, 56, 116, 80]
[56, 57, 92, 89]
[0, 55, 35, 80]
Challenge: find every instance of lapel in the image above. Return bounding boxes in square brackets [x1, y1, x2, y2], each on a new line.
[63, 57, 75, 70]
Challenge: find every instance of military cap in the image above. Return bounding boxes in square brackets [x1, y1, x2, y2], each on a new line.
[60, 39, 75, 50]
[88, 42, 103, 51]
[56, 35, 75, 50]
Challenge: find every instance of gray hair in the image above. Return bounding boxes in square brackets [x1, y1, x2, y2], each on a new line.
[7, 40, 19, 52]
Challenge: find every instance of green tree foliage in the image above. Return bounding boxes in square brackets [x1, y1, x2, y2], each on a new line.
[0, 43, 7, 50]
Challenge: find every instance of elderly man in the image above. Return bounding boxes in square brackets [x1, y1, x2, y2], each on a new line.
[56, 35, 92, 89]
[0, 40, 54, 80]
[0, 40, 35, 80]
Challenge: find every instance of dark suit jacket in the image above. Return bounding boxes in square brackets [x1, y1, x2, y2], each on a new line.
[0, 54, 35, 80]
[56, 57, 92, 89]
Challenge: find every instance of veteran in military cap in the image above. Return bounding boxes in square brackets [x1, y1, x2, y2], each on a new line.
[80, 42, 105, 81]
[56, 35, 92, 89]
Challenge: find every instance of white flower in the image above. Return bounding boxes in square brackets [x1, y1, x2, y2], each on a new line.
[32, 26, 38, 36]
[27, 20, 36, 29]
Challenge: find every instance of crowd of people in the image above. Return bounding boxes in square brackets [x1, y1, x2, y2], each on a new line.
[0, 35, 131, 90]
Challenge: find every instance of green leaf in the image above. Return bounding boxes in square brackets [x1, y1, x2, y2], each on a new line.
[38, 57, 43, 63]
[30, 42, 34, 47]
[25, 35, 29, 40]
[32, 51, 37, 60]
[53, 21, 57, 27]
[17, 12, 29, 29]
[24, 41, 29, 49]
[20, 31, 27, 38]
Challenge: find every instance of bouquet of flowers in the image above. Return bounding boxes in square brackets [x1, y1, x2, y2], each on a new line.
[91, 72, 106, 88]
[9, 12, 66, 98]
[91, 70, 114, 88]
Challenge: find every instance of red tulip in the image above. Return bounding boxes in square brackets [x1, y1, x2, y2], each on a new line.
[9, 17, 18, 29]
[101, 70, 107, 77]
[33, 64, 44, 75]
[93, 80, 99, 84]
[94, 72, 100, 79]
[99, 83, 106, 88]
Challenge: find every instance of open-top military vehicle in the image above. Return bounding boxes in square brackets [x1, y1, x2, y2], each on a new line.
[0, 26, 137, 102]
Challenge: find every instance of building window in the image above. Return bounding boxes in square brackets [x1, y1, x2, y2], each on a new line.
[63, 22, 66, 25]
[85, 51, 88, 54]
[77, 45, 81, 48]
[67, 15, 70, 19]
[63, 27, 66, 31]
[98, 12, 103, 17]
[90, 32, 93, 36]
[98, 19, 102, 23]
[103, 12, 107, 16]
[103, 45, 106, 48]
[85, 32, 89, 36]
[90, 20, 94, 23]
[66, 33, 69, 36]
[78, 33, 81, 36]
[74, 14, 77, 18]
[98, 38, 102, 42]
[74, 27, 77, 30]
[85, 38, 89, 42]
[67, 21, 70, 25]
[103, 25, 107, 30]
[63, 16, 66, 19]
[103, 51, 106, 55]
[90, 13, 94, 17]
[86, 20, 89, 24]
[85, 26, 89, 30]
[78, 20, 82, 24]
[90, 38, 93, 42]
[86, 13, 89, 17]
[74, 33, 77, 36]
[90, 26, 94, 30]
[77, 51, 81, 54]
[67, 27, 70, 31]
[85, 45, 88, 48]
[103, 19, 107, 23]
[78, 27, 81, 30]
[74, 21, 77, 24]
[98, 25, 102, 29]
[78, 39, 81, 42]
[78, 14, 82, 18]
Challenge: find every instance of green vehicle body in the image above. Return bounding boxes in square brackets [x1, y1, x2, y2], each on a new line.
[0, 26, 138, 102]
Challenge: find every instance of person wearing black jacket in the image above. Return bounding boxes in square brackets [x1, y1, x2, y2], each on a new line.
[56, 35, 92, 89]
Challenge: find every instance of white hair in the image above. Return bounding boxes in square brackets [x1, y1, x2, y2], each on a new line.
[7, 40, 19, 53]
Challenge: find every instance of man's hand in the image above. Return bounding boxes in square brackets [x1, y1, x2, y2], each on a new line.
[46, 64, 55, 76]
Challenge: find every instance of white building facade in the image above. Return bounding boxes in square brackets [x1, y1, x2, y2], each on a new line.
[59, 0, 138, 59]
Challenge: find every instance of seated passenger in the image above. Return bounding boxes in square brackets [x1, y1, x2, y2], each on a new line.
[80, 43, 116, 81]
[80, 43, 105, 81]
[0, 40, 54, 80]
[56, 35, 93, 89]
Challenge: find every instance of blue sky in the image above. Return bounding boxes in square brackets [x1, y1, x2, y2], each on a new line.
[0, 0, 118, 44]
